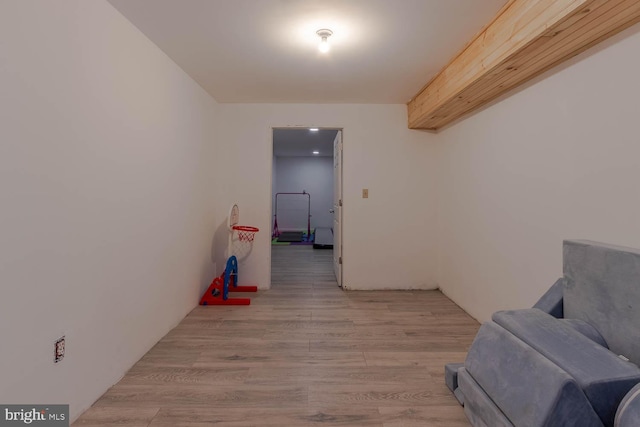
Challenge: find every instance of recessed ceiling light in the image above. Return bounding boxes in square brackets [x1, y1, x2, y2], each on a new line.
[316, 29, 333, 53]
[313, 151, 320, 155]
[309, 128, 319, 132]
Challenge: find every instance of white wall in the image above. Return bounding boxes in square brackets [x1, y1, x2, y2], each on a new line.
[274, 156, 334, 232]
[13, 0, 636, 419]
[214, 104, 439, 290]
[0, 1, 218, 421]
[437, 24, 640, 322]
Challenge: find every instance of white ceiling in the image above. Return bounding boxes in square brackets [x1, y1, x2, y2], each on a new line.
[273, 128, 338, 157]
[107, 0, 507, 104]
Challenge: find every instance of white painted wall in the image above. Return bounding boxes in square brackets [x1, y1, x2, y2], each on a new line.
[214, 104, 439, 290]
[437, 25, 640, 323]
[274, 156, 334, 232]
[0, 1, 218, 421]
[12, 0, 636, 419]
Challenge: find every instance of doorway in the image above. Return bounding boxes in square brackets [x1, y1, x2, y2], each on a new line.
[270, 128, 343, 288]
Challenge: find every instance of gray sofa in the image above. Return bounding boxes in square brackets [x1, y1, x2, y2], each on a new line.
[446, 240, 640, 427]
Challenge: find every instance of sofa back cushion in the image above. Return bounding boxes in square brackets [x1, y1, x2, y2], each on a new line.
[564, 240, 640, 366]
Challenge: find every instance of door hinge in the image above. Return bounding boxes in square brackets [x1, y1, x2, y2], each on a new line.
[339, 257, 342, 264]
[339, 199, 343, 207]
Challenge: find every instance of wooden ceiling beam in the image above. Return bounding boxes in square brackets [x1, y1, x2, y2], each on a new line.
[407, 0, 640, 131]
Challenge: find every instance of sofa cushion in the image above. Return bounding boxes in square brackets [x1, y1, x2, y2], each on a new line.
[563, 240, 640, 366]
[465, 321, 603, 427]
[493, 308, 640, 426]
[445, 362, 463, 393]
[458, 367, 513, 427]
[615, 383, 640, 427]
[558, 318, 608, 348]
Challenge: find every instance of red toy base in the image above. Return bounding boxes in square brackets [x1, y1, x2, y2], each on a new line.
[228, 276, 258, 293]
[200, 297, 251, 305]
[232, 285, 258, 292]
[199, 276, 255, 306]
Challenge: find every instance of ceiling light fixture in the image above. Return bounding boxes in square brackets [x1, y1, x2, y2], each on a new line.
[313, 151, 320, 155]
[316, 29, 333, 53]
[309, 128, 319, 132]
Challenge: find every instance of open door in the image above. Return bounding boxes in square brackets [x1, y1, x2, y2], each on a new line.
[332, 131, 342, 287]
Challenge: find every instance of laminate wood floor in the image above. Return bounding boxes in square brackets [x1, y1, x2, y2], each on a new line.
[74, 246, 479, 426]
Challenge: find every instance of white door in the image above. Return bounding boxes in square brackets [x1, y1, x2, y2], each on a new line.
[333, 131, 342, 287]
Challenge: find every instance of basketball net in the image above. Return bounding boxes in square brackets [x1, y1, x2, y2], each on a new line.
[231, 225, 258, 260]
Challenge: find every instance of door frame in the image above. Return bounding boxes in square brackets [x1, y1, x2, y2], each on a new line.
[268, 126, 344, 289]
[332, 130, 343, 287]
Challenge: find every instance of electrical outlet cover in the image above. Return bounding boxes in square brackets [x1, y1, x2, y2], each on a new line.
[54, 336, 65, 363]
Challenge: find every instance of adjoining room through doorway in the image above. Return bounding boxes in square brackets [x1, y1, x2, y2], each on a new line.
[271, 128, 342, 286]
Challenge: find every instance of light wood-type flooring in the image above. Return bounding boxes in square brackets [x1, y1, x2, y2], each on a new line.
[74, 246, 479, 426]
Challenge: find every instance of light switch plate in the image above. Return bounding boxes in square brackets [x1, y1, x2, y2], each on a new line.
[362, 189, 369, 198]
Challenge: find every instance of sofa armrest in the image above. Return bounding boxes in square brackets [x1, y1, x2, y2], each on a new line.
[533, 278, 564, 318]
[493, 309, 640, 426]
[465, 321, 603, 427]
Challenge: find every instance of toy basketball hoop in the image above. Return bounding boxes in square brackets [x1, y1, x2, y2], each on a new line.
[228, 204, 259, 260]
[200, 204, 259, 306]
[233, 225, 259, 242]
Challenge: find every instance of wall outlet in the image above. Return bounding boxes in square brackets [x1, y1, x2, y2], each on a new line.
[54, 336, 65, 363]
[362, 189, 369, 198]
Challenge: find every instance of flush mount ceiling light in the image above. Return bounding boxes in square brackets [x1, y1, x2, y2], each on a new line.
[309, 128, 319, 132]
[316, 29, 333, 53]
[312, 151, 320, 155]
